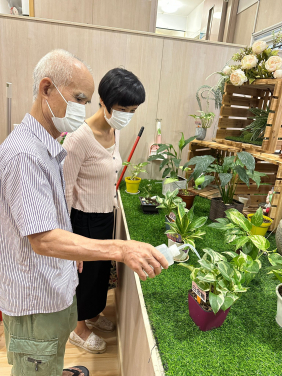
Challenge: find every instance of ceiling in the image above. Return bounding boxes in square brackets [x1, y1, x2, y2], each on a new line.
[157, 0, 204, 17]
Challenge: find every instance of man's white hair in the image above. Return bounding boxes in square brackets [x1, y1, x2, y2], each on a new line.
[33, 49, 92, 101]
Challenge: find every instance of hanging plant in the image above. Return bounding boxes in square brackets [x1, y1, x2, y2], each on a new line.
[242, 106, 271, 141]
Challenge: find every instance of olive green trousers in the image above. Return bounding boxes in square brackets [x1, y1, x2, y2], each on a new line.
[3, 296, 77, 376]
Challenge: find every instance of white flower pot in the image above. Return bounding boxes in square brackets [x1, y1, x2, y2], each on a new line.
[162, 176, 187, 195]
[167, 238, 189, 262]
[276, 283, 282, 327]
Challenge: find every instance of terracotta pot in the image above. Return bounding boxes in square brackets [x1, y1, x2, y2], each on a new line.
[209, 197, 244, 221]
[188, 290, 230, 331]
[177, 189, 196, 210]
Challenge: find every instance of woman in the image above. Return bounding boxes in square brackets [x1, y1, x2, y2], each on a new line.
[63, 68, 145, 353]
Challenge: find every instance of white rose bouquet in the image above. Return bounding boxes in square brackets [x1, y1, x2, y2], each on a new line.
[221, 32, 282, 86]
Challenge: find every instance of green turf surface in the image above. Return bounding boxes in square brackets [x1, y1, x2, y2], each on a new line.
[120, 179, 282, 376]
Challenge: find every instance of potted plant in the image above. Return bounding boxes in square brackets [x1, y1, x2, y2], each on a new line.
[190, 111, 215, 140]
[123, 161, 149, 194]
[247, 206, 273, 237]
[165, 204, 207, 262]
[147, 133, 196, 194]
[187, 151, 266, 221]
[208, 208, 270, 262]
[181, 248, 250, 331]
[139, 182, 159, 214]
[267, 252, 282, 327]
[155, 189, 186, 230]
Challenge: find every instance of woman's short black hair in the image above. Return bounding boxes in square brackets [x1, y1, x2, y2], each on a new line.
[98, 68, 145, 114]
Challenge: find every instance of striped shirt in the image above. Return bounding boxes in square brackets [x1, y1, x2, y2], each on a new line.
[0, 113, 78, 316]
[63, 122, 122, 213]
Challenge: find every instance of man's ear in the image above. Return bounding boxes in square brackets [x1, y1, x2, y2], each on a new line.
[39, 78, 54, 100]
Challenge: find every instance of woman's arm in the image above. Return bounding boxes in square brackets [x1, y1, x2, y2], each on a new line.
[63, 134, 85, 213]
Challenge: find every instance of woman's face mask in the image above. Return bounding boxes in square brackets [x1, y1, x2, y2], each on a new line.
[104, 108, 134, 130]
[46, 82, 86, 133]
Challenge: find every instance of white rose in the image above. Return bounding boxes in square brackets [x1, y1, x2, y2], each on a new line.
[230, 69, 248, 86]
[222, 66, 232, 75]
[273, 70, 282, 78]
[252, 40, 268, 54]
[241, 55, 258, 69]
[265, 56, 282, 72]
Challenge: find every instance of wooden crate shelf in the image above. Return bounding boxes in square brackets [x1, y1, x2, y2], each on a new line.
[187, 140, 282, 231]
[216, 79, 282, 154]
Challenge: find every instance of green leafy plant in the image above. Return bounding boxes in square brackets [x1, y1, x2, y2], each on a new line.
[147, 133, 196, 180]
[190, 111, 216, 129]
[242, 107, 271, 141]
[267, 251, 282, 283]
[141, 182, 154, 199]
[155, 189, 185, 216]
[187, 151, 266, 205]
[123, 161, 149, 180]
[208, 208, 270, 261]
[165, 204, 207, 248]
[181, 248, 249, 314]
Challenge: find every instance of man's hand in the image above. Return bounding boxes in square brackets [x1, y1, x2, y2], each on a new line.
[76, 261, 83, 273]
[120, 240, 169, 281]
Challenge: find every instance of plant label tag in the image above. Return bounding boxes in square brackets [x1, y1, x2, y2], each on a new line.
[169, 212, 176, 221]
[192, 281, 206, 303]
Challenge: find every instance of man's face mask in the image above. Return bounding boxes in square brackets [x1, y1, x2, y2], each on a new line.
[104, 108, 134, 130]
[46, 82, 86, 133]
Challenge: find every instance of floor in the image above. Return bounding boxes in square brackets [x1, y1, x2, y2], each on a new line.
[0, 289, 120, 376]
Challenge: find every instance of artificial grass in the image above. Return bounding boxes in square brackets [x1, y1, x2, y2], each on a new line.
[225, 136, 263, 146]
[120, 179, 282, 376]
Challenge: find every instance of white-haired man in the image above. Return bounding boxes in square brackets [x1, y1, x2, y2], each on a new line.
[0, 50, 168, 376]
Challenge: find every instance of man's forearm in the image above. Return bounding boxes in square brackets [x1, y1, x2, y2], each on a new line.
[28, 228, 125, 262]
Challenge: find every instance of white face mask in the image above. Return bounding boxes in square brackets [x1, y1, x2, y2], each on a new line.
[46, 83, 86, 133]
[104, 108, 134, 130]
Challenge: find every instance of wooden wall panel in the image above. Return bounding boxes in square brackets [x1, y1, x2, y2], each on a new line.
[255, 0, 282, 33]
[33, 0, 158, 33]
[34, 0, 93, 24]
[156, 39, 239, 171]
[233, 3, 257, 45]
[0, 15, 241, 180]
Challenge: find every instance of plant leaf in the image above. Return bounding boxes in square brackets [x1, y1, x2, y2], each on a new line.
[218, 173, 233, 187]
[237, 152, 255, 171]
[209, 292, 224, 314]
[200, 175, 215, 188]
[225, 209, 253, 232]
[250, 207, 264, 227]
[221, 293, 239, 311]
[234, 165, 250, 186]
[217, 261, 234, 281]
[249, 235, 270, 251]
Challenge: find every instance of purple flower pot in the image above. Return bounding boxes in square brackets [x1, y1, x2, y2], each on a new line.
[188, 290, 230, 331]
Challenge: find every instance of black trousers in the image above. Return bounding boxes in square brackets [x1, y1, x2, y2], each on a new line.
[71, 208, 114, 321]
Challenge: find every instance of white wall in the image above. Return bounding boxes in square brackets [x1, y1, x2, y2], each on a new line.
[156, 13, 187, 31]
[0, 0, 10, 14]
[185, 1, 204, 38]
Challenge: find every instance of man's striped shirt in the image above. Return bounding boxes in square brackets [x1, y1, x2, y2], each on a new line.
[0, 113, 78, 316]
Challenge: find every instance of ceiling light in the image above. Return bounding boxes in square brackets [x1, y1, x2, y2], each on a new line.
[160, 0, 182, 14]
[213, 12, 222, 19]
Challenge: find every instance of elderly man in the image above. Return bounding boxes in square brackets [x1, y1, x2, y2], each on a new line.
[0, 49, 168, 376]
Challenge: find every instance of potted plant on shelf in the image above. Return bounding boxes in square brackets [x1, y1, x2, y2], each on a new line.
[147, 133, 196, 195]
[181, 248, 250, 331]
[139, 181, 159, 214]
[187, 151, 266, 221]
[155, 189, 186, 230]
[123, 161, 149, 194]
[209, 208, 270, 263]
[190, 111, 215, 140]
[267, 252, 282, 327]
[165, 204, 207, 262]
